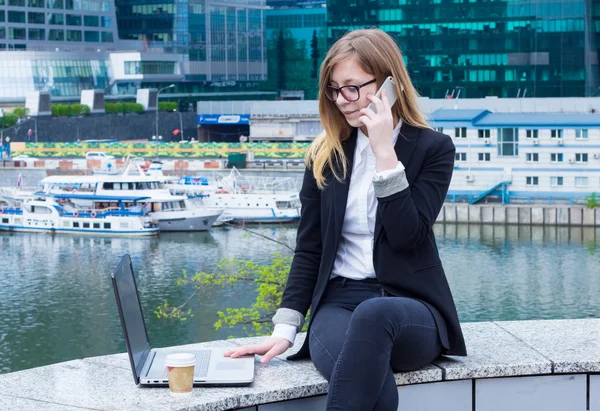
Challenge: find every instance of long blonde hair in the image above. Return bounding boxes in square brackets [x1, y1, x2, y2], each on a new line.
[306, 28, 431, 189]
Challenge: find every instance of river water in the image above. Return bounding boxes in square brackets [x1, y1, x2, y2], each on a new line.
[0, 223, 598, 374]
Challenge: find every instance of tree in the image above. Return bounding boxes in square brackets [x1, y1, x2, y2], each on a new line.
[311, 29, 320, 80]
[277, 29, 286, 92]
[155, 225, 302, 337]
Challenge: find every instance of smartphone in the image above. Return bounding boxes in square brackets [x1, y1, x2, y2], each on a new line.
[366, 76, 398, 114]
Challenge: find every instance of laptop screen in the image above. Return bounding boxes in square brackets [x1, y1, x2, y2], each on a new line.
[111, 254, 151, 383]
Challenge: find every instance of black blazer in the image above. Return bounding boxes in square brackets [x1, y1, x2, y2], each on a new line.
[283, 123, 467, 360]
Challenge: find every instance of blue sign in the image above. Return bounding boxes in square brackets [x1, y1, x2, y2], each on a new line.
[197, 114, 250, 125]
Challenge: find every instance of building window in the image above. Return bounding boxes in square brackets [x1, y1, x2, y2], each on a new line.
[575, 177, 588, 187]
[124, 61, 175, 75]
[526, 177, 539, 186]
[526, 129, 539, 139]
[28, 11, 45, 24]
[8, 28, 26, 40]
[101, 31, 113, 42]
[526, 153, 538, 162]
[478, 129, 490, 138]
[436, 127, 444, 133]
[84, 30, 99, 42]
[550, 129, 563, 139]
[454, 127, 467, 138]
[47, 0, 63, 8]
[550, 153, 563, 163]
[28, 28, 45, 40]
[575, 129, 588, 139]
[66, 14, 81, 25]
[8, 11, 26, 23]
[478, 153, 490, 162]
[84, 15, 99, 27]
[550, 177, 564, 187]
[9, 0, 25, 6]
[48, 13, 64, 25]
[48, 29, 64, 40]
[575, 153, 588, 163]
[455, 152, 467, 161]
[101, 16, 111, 27]
[28, 0, 44, 6]
[497, 128, 519, 156]
[66, 29, 81, 41]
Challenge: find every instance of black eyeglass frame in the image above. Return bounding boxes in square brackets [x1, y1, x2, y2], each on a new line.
[325, 78, 377, 102]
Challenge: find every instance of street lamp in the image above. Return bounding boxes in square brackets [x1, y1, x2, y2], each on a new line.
[26, 116, 38, 143]
[173, 109, 184, 142]
[152, 135, 162, 159]
[156, 84, 175, 139]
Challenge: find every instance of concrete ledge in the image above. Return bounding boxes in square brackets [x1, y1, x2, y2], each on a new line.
[0, 319, 598, 410]
[436, 204, 600, 227]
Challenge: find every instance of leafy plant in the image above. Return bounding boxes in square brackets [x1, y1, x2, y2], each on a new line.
[158, 102, 178, 112]
[155, 226, 300, 337]
[585, 192, 599, 209]
[12, 107, 28, 117]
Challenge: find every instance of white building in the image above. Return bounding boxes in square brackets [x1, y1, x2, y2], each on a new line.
[246, 97, 600, 203]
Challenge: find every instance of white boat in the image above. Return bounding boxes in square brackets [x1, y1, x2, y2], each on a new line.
[0, 196, 159, 236]
[161, 167, 302, 224]
[39, 164, 224, 232]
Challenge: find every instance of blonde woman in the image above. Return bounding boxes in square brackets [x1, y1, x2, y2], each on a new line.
[226, 28, 467, 410]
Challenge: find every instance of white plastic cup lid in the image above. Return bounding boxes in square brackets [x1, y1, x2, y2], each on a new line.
[164, 353, 196, 367]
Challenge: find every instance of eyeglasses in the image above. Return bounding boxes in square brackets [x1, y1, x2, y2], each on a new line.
[324, 79, 376, 102]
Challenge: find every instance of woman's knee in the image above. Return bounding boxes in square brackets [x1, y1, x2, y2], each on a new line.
[351, 297, 405, 327]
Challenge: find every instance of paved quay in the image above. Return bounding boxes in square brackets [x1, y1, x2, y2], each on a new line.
[0, 319, 598, 410]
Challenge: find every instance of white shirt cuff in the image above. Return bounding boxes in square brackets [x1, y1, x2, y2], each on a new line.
[272, 323, 298, 346]
[373, 161, 405, 180]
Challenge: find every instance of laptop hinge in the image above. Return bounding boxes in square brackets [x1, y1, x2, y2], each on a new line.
[140, 350, 156, 380]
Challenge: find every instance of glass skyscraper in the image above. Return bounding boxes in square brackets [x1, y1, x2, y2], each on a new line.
[0, 0, 119, 100]
[265, 5, 327, 99]
[115, 0, 268, 98]
[327, 0, 599, 98]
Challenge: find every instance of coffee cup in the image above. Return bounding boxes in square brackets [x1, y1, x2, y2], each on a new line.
[164, 353, 196, 397]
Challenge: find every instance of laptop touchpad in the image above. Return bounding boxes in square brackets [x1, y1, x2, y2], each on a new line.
[216, 361, 247, 370]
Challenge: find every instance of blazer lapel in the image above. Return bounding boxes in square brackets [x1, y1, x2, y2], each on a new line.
[374, 122, 420, 241]
[332, 129, 357, 247]
[394, 122, 419, 168]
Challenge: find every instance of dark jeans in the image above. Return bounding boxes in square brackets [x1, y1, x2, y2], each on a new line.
[309, 277, 442, 411]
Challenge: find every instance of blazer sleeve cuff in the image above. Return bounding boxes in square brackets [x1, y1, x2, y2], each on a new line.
[373, 165, 409, 198]
[272, 307, 304, 330]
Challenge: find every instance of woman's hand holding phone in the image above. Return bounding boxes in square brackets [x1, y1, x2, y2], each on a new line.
[359, 90, 398, 171]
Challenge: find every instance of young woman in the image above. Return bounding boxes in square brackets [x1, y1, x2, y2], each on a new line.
[225, 28, 467, 410]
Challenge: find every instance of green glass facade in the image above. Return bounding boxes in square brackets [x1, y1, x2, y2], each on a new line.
[265, 6, 327, 99]
[114, 0, 270, 102]
[327, 0, 599, 98]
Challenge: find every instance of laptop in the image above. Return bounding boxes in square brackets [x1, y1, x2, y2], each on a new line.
[111, 254, 255, 386]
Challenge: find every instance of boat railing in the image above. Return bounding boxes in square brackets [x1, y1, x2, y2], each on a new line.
[0, 207, 23, 215]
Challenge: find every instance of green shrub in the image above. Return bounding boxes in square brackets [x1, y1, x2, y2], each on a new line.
[52, 104, 70, 117]
[70, 104, 90, 116]
[585, 193, 599, 209]
[0, 113, 18, 128]
[12, 107, 28, 117]
[125, 102, 144, 113]
[158, 102, 178, 112]
[105, 102, 144, 114]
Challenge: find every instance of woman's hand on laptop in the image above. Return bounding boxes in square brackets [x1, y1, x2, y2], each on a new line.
[223, 337, 292, 364]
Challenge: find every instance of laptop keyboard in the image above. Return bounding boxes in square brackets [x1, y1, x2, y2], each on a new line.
[163, 350, 212, 378]
[195, 350, 211, 378]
